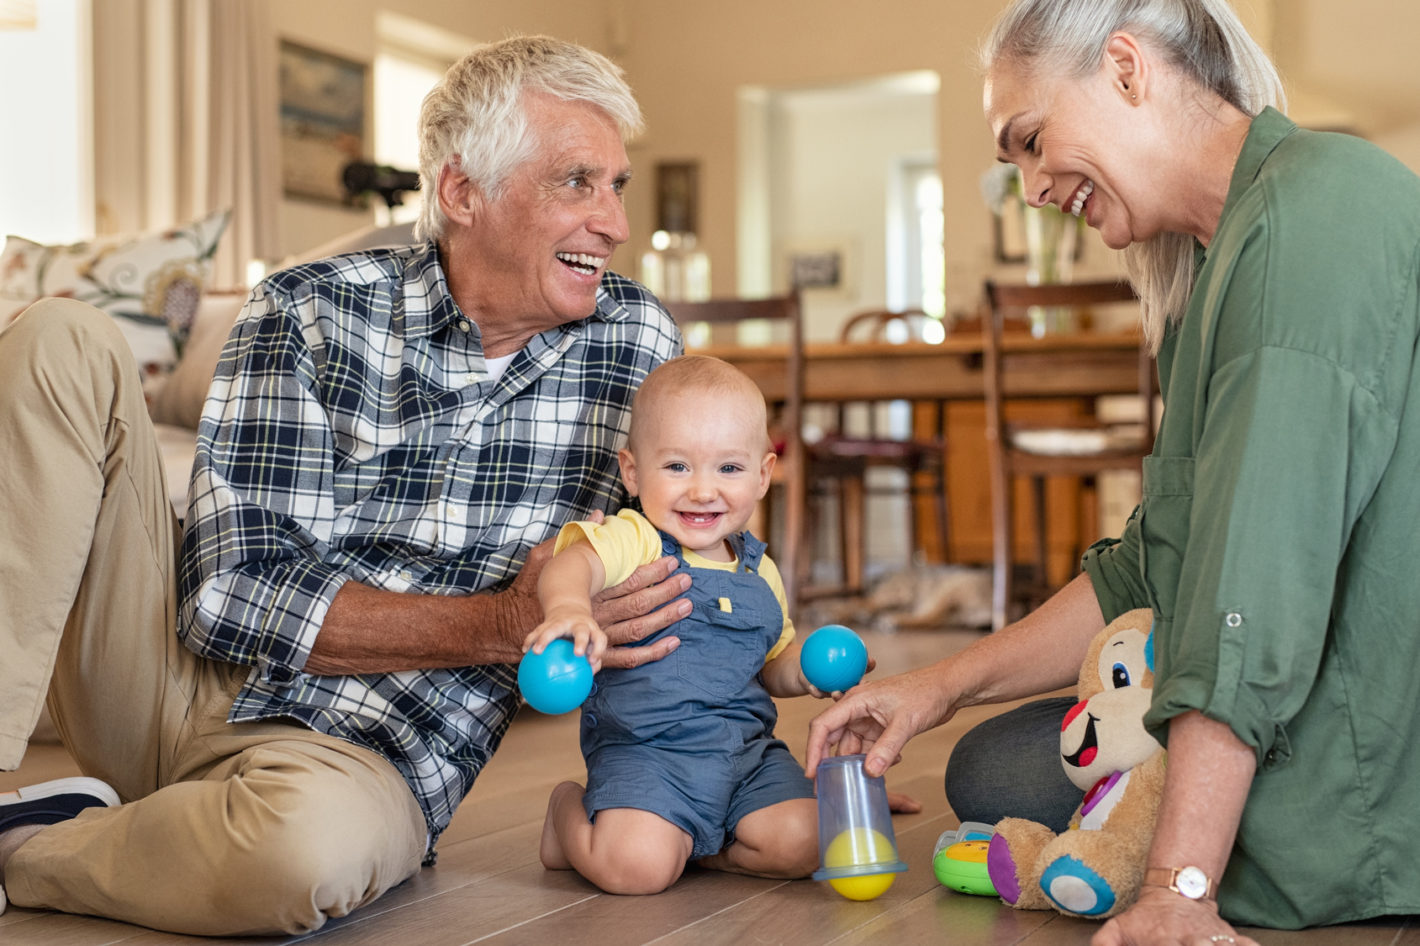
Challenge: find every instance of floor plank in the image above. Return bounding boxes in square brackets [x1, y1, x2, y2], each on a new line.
[2, 626, 1411, 944]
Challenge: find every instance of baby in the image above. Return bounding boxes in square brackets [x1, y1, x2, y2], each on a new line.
[524, 354, 840, 894]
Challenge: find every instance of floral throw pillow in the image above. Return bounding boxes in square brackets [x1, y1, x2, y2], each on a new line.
[0, 208, 230, 374]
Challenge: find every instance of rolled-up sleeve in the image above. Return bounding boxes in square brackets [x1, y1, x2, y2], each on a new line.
[1080, 505, 1147, 621]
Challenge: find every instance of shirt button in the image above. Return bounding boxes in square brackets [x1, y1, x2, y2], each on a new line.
[465, 372, 478, 385]
[1225, 612, 1243, 628]
[458, 320, 471, 333]
[400, 570, 413, 581]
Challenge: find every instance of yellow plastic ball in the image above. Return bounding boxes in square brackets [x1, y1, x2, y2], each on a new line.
[822, 827, 899, 901]
[828, 871, 897, 901]
[824, 827, 896, 869]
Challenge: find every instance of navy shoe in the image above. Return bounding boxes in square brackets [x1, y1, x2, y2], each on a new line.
[0, 777, 119, 915]
[0, 776, 120, 832]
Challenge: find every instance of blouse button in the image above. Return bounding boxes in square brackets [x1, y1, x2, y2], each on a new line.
[1225, 612, 1243, 628]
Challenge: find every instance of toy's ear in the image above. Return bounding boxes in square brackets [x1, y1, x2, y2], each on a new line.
[1077, 627, 1112, 697]
[1080, 608, 1155, 695]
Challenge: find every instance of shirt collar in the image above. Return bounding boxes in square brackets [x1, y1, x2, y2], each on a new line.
[1195, 107, 1297, 268]
[403, 242, 461, 338]
[1221, 107, 1297, 222]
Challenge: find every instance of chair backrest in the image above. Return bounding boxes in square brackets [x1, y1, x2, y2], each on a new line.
[834, 307, 945, 439]
[838, 308, 942, 345]
[664, 293, 807, 606]
[981, 278, 1155, 442]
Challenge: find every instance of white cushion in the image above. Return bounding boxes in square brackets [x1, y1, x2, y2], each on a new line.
[0, 209, 230, 376]
[1010, 425, 1148, 456]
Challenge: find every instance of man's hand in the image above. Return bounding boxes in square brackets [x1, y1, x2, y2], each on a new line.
[592, 555, 690, 669]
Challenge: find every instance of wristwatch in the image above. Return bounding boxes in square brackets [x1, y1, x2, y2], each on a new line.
[1144, 865, 1215, 901]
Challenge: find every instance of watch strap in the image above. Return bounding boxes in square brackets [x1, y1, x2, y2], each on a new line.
[1143, 866, 1216, 901]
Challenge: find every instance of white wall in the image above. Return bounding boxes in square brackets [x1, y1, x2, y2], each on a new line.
[763, 81, 937, 338]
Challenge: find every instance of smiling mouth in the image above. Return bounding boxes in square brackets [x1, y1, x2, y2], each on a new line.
[1062, 712, 1100, 769]
[1068, 180, 1094, 217]
[678, 510, 723, 526]
[556, 251, 606, 276]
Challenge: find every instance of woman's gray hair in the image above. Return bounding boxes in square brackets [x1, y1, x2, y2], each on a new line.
[415, 35, 644, 243]
[981, 0, 1285, 351]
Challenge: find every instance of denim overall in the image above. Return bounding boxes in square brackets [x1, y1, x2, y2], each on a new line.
[578, 529, 815, 856]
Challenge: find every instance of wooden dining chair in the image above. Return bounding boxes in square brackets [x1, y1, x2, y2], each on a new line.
[807, 308, 951, 597]
[982, 279, 1156, 630]
[664, 293, 808, 609]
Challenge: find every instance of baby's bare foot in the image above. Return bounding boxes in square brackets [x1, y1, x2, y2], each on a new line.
[539, 781, 584, 870]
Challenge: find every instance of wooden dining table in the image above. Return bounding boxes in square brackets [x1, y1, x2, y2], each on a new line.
[696, 328, 1146, 404]
[694, 327, 1148, 573]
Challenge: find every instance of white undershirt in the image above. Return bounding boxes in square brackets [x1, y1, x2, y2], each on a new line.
[483, 353, 516, 381]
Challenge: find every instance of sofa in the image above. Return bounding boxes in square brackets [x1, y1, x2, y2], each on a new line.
[0, 216, 418, 520]
[145, 289, 248, 517]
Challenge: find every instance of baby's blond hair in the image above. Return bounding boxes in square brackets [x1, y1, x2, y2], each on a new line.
[628, 356, 769, 452]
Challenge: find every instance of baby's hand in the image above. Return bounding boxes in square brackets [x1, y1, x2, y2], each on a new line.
[800, 652, 879, 700]
[523, 611, 609, 672]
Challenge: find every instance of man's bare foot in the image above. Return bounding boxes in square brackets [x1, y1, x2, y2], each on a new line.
[539, 781, 585, 870]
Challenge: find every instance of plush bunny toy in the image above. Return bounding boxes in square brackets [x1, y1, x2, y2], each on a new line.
[985, 608, 1166, 919]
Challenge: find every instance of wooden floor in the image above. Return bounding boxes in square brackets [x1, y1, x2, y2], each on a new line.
[2, 626, 1414, 945]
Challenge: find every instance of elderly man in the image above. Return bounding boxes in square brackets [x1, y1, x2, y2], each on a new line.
[0, 36, 683, 934]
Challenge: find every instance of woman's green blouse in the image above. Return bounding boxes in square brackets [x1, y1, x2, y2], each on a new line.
[1082, 108, 1420, 928]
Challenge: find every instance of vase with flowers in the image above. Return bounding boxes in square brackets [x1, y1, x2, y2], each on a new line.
[981, 164, 1084, 333]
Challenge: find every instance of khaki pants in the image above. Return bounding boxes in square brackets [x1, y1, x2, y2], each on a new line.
[0, 301, 425, 935]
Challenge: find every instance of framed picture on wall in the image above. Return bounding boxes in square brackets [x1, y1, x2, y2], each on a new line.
[278, 40, 369, 204]
[784, 240, 855, 296]
[654, 161, 699, 234]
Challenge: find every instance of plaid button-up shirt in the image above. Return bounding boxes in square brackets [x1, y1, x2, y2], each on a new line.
[176, 244, 681, 847]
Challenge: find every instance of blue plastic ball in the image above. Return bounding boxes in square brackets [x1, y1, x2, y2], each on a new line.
[518, 638, 594, 715]
[800, 624, 868, 693]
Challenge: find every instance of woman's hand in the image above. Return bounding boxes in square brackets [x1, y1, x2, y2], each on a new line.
[804, 662, 956, 779]
[1092, 888, 1258, 946]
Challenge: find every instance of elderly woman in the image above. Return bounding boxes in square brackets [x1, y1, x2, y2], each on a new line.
[806, 1, 1420, 943]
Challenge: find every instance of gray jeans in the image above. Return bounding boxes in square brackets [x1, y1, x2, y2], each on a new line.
[944, 696, 1081, 833]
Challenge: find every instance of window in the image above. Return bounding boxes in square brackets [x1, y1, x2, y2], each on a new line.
[372, 13, 472, 225]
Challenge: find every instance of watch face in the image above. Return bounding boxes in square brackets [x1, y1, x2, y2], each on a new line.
[1176, 865, 1210, 899]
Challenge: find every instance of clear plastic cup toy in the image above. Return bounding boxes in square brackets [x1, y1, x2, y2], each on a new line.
[811, 754, 908, 900]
